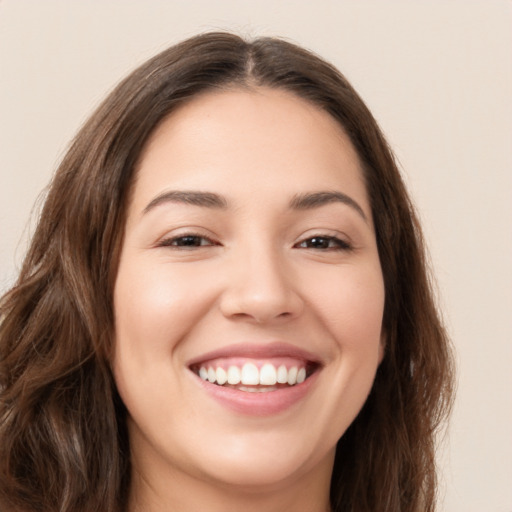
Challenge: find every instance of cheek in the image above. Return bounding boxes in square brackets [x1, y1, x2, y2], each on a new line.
[310, 263, 385, 348]
[307, 262, 385, 412]
[113, 260, 214, 355]
[111, 262, 203, 422]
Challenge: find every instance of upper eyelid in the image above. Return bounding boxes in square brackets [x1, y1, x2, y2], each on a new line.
[295, 229, 351, 243]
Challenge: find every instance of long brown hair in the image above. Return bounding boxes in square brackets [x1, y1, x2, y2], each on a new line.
[0, 32, 454, 512]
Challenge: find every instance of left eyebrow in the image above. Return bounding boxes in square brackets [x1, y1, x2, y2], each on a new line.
[289, 191, 368, 222]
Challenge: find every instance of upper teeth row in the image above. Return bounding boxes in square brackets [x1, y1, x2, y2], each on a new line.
[198, 363, 306, 386]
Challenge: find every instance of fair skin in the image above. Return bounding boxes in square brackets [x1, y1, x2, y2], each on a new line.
[113, 87, 385, 512]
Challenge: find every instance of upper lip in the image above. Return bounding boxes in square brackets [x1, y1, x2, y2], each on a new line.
[186, 341, 323, 367]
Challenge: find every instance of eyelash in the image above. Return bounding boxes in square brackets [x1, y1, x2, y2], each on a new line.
[157, 233, 352, 251]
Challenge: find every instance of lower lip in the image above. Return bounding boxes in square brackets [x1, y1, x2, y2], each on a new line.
[193, 371, 319, 416]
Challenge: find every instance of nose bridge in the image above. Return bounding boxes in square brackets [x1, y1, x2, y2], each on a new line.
[220, 237, 303, 323]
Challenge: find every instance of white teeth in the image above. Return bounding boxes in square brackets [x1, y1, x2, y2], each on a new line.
[227, 365, 241, 385]
[287, 366, 298, 385]
[241, 363, 259, 385]
[197, 362, 310, 388]
[259, 363, 277, 385]
[276, 364, 288, 384]
[207, 367, 216, 383]
[216, 367, 227, 385]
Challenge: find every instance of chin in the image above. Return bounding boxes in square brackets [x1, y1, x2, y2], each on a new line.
[188, 431, 334, 491]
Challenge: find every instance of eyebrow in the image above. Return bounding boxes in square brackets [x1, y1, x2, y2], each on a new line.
[142, 189, 367, 221]
[289, 191, 368, 222]
[143, 190, 228, 214]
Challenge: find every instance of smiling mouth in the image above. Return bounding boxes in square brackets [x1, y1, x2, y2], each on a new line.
[190, 360, 319, 393]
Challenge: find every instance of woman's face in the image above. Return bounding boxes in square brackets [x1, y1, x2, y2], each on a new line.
[113, 88, 385, 493]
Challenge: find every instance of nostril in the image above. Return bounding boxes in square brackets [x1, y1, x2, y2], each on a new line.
[254, 310, 293, 324]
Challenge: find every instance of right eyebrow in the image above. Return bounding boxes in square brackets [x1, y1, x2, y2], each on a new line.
[142, 190, 229, 215]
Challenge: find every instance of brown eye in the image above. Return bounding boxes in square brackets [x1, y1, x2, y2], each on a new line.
[295, 236, 351, 251]
[173, 236, 206, 247]
[159, 234, 219, 248]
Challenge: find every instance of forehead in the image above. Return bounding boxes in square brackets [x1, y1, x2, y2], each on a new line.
[131, 87, 369, 215]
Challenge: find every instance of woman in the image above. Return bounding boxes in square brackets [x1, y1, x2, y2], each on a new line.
[0, 32, 454, 512]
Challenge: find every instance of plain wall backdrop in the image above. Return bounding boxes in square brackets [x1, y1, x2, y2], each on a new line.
[1, 1, 511, 510]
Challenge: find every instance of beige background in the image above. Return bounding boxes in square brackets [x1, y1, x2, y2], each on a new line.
[1, 1, 511, 510]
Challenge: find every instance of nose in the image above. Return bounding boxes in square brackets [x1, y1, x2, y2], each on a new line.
[219, 244, 304, 324]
